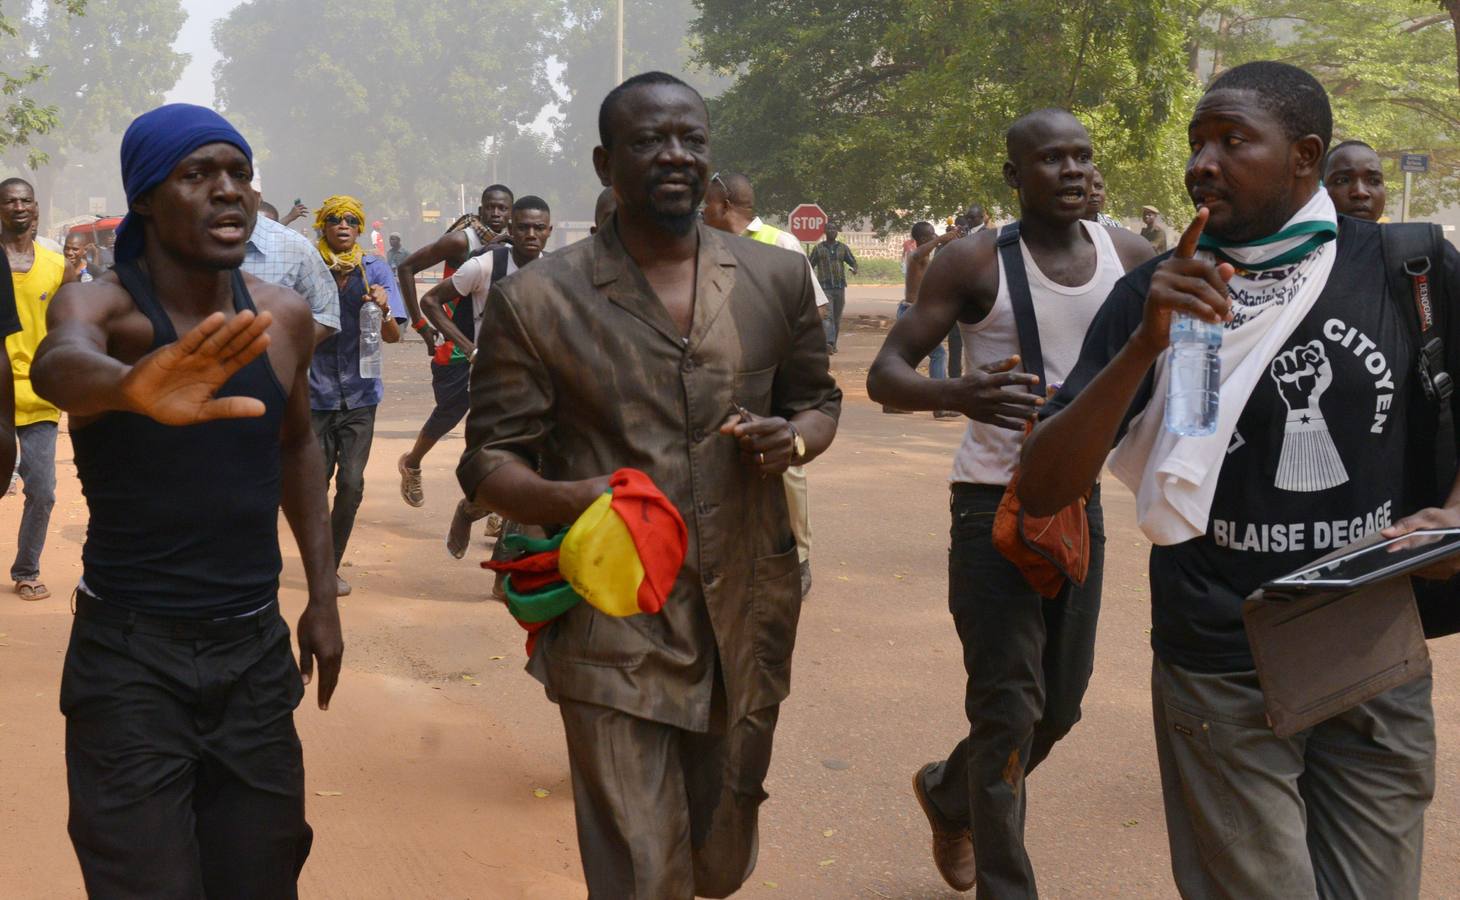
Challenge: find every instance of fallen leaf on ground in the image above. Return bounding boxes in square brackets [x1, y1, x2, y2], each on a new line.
[818, 858, 836, 867]
[533, 788, 551, 799]
[822, 828, 836, 837]
[762, 882, 778, 889]
[489, 655, 505, 660]
[314, 790, 344, 797]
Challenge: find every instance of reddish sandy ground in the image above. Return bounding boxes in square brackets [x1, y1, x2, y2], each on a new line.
[2, 313, 1458, 898]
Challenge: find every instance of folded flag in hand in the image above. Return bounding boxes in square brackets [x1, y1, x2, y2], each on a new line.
[483, 468, 687, 652]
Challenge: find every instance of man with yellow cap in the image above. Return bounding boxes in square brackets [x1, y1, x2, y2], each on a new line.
[309, 195, 402, 596]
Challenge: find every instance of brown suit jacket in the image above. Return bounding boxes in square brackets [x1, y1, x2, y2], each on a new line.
[457, 219, 842, 729]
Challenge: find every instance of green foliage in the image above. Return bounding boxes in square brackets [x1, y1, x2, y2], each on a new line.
[550, 0, 731, 217]
[692, 0, 1199, 227]
[11, 0, 187, 174]
[0, 0, 87, 168]
[212, 0, 563, 227]
[691, 0, 1460, 224]
[1197, 0, 1460, 215]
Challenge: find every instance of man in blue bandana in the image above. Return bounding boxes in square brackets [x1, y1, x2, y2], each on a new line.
[1019, 63, 1460, 897]
[32, 103, 341, 899]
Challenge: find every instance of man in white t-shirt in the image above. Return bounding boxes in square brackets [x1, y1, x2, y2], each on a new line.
[420, 195, 552, 557]
[868, 109, 1153, 895]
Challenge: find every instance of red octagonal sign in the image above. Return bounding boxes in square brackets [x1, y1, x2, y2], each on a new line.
[788, 203, 828, 243]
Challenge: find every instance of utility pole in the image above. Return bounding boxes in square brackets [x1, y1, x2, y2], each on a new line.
[616, 0, 624, 83]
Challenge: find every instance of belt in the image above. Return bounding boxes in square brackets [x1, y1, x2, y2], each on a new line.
[73, 589, 279, 640]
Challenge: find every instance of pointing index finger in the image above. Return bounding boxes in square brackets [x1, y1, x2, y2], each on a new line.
[1175, 207, 1210, 259]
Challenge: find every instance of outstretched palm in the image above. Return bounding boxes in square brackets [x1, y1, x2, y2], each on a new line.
[119, 310, 274, 426]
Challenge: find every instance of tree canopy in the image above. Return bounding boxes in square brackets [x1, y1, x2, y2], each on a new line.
[212, 0, 563, 229]
[5, 0, 187, 210]
[0, 0, 87, 169]
[690, 0, 1460, 226]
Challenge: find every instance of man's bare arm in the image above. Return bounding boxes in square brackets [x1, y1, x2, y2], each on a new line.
[1019, 210, 1232, 516]
[276, 309, 342, 710]
[396, 230, 470, 351]
[868, 234, 1042, 421]
[0, 342, 15, 485]
[420, 278, 475, 355]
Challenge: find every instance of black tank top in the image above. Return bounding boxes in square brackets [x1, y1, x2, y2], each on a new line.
[72, 261, 288, 618]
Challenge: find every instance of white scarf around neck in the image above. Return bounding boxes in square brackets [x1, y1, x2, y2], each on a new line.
[1107, 191, 1340, 545]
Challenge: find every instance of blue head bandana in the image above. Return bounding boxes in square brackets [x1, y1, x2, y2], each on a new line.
[114, 104, 254, 264]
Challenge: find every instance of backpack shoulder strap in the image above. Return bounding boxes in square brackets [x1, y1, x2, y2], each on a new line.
[491, 246, 510, 285]
[1384, 221, 1456, 496]
[996, 221, 1046, 394]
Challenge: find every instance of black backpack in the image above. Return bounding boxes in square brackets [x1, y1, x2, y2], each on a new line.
[1383, 222, 1460, 638]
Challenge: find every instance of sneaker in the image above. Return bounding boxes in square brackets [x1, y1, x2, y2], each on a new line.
[336, 574, 352, 597]
[882, 405, 913, 415]
[800, 560, 812, 598]
[398, 454, 424, 508]
[484, 512, 504, 540]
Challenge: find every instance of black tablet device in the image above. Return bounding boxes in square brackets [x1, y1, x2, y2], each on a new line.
[1261, 529, 1460, 594]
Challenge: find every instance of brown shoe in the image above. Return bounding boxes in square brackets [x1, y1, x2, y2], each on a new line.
[913, 763, 975, 892]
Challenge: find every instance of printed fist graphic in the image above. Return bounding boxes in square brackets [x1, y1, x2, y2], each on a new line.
[1270, 339, 1332, 417]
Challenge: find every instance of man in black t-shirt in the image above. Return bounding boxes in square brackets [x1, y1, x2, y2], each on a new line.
[1020, 62, 1460, 898]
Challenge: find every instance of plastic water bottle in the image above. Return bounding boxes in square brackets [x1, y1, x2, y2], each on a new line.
[1165, 313, 1221, 436]
[359, 299, 383, 379]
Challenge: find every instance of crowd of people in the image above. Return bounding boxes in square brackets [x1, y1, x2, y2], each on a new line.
[0, 56, 1455, 900]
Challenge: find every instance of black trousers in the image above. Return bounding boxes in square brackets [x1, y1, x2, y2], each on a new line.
[420, 361, 471, 442]
[312, 405, 378, 567]
[61, 597, 312, 899]
[923, 483, 1104, 899]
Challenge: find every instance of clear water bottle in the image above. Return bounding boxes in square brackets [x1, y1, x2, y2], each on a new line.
[359, 298, 383, 379]
[1165, 312, 1221, 436]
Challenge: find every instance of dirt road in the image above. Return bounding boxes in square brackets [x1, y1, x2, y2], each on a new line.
[2, 321, 1458, 898]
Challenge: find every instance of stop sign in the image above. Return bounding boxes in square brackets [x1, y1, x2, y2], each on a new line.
[788, 203, 828, 242]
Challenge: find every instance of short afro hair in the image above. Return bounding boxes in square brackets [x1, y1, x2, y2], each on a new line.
[598, 71, 704, 150]
[1206, 61, 1332, 151]
[1323, 139, 1379, 177]
[512, 194, 550, 216]
[481, 184, 514, 203]
[911, 221, 935, 242]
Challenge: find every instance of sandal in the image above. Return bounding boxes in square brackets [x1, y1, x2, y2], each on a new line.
[15, 580, 50, 602]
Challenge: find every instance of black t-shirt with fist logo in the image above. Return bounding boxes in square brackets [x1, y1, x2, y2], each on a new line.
[1048, 217, 1458, 672]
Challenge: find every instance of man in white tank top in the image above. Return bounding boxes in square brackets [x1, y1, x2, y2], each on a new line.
[868, 109, 1153, 895]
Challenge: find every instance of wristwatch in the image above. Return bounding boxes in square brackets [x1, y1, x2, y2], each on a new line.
[788, 423, 806, 464]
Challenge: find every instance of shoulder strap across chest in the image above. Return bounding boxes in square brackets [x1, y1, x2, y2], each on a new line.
[997, 222, 1045, 395]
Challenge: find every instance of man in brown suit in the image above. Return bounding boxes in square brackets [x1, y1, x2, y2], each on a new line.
[456, 71, 841, 898]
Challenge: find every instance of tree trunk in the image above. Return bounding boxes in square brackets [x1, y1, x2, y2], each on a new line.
[1448, 2, 1460, 94]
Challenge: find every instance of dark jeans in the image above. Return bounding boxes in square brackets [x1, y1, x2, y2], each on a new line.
[61, 599, 312, 899]
[947, 326, 963, 379]
[923, 483, 1105, 899]
[822, 285, 846, 348]
[312, 405, 378, 567]
[421, 361, 470, 442]
[12, 420, 57, 582]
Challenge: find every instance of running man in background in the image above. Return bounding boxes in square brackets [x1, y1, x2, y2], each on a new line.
[308, 195, 402, 597]
[0, 177, 70, 602]
[395, 184, 514, 507]
[420, 194, 553, 558]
